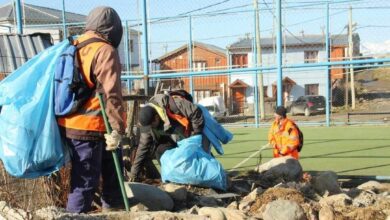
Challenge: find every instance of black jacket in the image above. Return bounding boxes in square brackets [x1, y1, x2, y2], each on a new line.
[129, 94, 204, 179]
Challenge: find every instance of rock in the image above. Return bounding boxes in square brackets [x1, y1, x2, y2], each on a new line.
[256, 156, 303, 186]
[199, 207, 227, 220]
[125, 182, 174, 211]
[130, 203, 149, 212]
[352, 190, 376, 207]
[262, 199, 306, 220]
[238, 200, 253, 212]
[357, 181, 384, 193]
[311, 171, 341, 196]
[33, 206, 65, 219]
[0, 201, 26, 220]
[163, 183, 187, 202]
[243, 187, 264, 201]
[198, 196, 219, 207]
[319, 194, 352, 207]
[220, 208, 248, 220]
[187, 205, 200, 214]
[318, 205, 335, 220]
[226, 201, 238, 210]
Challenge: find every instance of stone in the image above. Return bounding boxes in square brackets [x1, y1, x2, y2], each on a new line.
[319, 194, 352, 207]
[256, 156, 303, 186]
[238, 200, 254, 212]
[243, 187, 264, 201]
[319, 205, 335, 220]
[262, 199, 306, 220]
[220, 208, 248, 220]
[125, 182, 174, 211]
[198, 196, 219, 207]
[130, 203, 149, 212]
[357, 181, 384, 193]
[163, 183, 187, 202]
[199, 207, 227, 220]
[226, 201, 238, 210]
[352, 190, 376, 207]
[311, 171, 341, 196]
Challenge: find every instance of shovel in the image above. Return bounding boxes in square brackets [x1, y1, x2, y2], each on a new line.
[98, 94, 130, 211]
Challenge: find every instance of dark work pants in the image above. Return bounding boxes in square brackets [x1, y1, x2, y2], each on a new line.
[66, 138, 123, 213]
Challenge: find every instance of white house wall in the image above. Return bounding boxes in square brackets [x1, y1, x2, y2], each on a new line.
[230, 45, 328, 102]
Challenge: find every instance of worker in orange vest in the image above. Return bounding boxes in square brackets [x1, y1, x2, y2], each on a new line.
[268, 106, 301, 159]
[57, 7, 125, 213]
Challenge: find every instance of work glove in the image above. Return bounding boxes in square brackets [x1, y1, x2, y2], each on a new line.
[104, 130, 122, 151]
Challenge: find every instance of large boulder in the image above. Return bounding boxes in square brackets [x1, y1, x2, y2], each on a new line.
[311, 171, 341, 196]
[256, 156, 303, 186]
[125, 182, 174, 211]
[262, 199, 306, 220]
[357, 181, 388, 193]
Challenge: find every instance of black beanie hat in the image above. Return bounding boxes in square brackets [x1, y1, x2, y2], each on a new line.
[139, 106, 157, 126]
[275, 106, 287, 117]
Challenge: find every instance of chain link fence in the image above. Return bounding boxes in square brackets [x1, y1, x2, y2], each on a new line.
[0, 0, 390, 213]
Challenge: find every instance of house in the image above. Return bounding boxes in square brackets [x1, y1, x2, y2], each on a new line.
[153, 41, 228, 103]
[227, 33, 360, 114]
[0, 2, 141, 71]
[0, 33, 53, 80]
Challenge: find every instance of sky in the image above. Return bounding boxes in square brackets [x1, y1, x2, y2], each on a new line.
[1, 0, 390, 58]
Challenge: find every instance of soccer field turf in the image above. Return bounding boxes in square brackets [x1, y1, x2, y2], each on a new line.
[216, 125, 390, 176]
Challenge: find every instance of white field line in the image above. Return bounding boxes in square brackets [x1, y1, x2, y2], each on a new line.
[229, 144, 270, 171]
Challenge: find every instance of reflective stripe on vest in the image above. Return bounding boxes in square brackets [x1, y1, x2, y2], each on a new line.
[57, 34, 108, 132]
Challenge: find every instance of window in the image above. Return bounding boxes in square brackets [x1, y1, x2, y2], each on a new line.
[304, 51, 318, 63]
[215, 58, 221, 65]
[305, 84, 319, 95]
[193, 61, 206, 71]
[129, 39, 134, 52]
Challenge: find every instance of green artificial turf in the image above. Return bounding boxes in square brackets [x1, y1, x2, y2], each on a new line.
[216, 126, 390, 176]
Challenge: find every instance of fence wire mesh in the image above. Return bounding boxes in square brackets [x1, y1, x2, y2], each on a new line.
[1, 0, 390, 213]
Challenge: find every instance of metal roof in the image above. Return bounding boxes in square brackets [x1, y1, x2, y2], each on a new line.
[0, 33, 53, 74]
[155, 41, 226, 62]
[0, 2, 86, 24]
[228, 34, 359, 50]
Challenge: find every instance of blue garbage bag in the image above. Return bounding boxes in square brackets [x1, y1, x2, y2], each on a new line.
[0, 40, 70, 178]
[160, 135, 227, 191]
[198, 104, 233, 155]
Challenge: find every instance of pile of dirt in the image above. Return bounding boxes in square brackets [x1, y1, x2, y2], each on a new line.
[249, 187, 306, 213]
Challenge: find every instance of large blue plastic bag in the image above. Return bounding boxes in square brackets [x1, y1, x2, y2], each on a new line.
[0, 40, 70, 178]
[198, 104, 233, 155]
[160, 135, 227, 191]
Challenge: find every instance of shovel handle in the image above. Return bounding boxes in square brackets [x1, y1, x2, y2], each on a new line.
[98, 94, 130, 212]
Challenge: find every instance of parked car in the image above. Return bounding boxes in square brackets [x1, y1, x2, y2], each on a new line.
[198, 96, 227, 119]
[289, 95, 326, 116]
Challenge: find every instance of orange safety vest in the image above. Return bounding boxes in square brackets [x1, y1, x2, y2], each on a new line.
[166, 108, 191, 137]
[57, 34, 108, 132]
[268, 118, 300, 159]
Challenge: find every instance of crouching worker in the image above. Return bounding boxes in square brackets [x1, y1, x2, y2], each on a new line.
[268, 106, 301, 159]
[129, 92, 206, 182]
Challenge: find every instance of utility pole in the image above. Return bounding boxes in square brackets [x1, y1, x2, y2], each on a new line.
[254, 0, 265, 120]
[348, 6, 356, 109]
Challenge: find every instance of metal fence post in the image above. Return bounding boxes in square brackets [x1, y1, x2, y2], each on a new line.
[188, 16, 194, 97]
[253, 10, 259, 128]
[61, 0, 67, 39]
[276, 0, 283, 106]
[124, 20, 131, 91]
[141, 0, 150, 96]
[325, 3, 330, 127]
[14, 0, 23, 34]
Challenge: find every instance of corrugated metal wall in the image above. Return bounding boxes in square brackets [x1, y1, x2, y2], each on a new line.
[0, 33, 52, 76]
